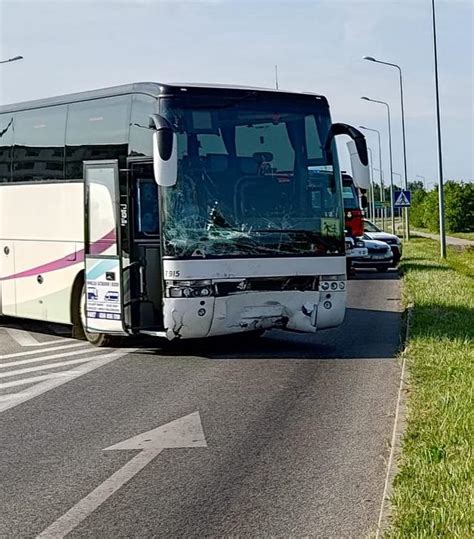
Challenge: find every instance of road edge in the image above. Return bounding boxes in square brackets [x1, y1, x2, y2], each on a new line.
[374, 301, 413, 538]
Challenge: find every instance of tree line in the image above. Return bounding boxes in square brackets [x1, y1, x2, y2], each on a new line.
[408, 180, 474, 233]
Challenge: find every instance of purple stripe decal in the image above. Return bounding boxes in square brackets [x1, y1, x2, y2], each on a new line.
[0, 230, 116, 281]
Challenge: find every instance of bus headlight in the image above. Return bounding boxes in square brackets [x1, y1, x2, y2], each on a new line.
[199, 287, 211, 297]
[320, 275, 345, 292]
[166, 280, 214, 298]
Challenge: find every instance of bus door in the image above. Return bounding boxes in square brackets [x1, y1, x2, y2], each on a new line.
[83, 160, 127, 335]
[124, 160, 163, 331]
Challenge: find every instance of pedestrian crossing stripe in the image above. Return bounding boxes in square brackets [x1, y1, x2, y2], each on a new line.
[394, 190, 411, 207]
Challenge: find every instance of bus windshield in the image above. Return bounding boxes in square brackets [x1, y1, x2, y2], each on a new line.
[160, 92, 344, 258]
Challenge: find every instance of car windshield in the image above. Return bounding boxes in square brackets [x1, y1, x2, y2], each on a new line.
[159, 92, 344, 258]
[364, 220, 381, 232]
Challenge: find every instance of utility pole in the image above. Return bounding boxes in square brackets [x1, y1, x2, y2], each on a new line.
[431, 0, 446, 258]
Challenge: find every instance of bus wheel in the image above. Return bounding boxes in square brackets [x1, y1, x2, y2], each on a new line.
[78, 284, 119, 347]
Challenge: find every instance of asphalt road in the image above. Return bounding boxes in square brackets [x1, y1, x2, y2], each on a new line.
[0, 270, 402, 538]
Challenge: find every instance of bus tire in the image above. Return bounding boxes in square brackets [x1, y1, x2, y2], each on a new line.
[75, 281, 119, 347]
[71, 273, 86, 341]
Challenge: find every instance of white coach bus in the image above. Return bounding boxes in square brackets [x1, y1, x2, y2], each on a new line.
[0, 82, 369, 345]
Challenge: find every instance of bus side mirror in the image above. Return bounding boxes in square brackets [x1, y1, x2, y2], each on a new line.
[149, 114, 177, 187]
[325, 123, 369, 167]
[360, 194, 368, 209]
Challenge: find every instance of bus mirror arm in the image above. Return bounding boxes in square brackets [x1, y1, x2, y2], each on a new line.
[325, 123, 369, 167]
[149, 114, 178, 187]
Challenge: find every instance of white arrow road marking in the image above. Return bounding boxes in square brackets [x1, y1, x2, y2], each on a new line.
[37, 412, 207, 539]
[0, 342, 87, 361]
[4, 327, 73, 347]
[0, 348, 134, 414]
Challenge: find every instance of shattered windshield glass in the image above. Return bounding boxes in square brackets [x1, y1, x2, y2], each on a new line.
[160, 92, 344, 258]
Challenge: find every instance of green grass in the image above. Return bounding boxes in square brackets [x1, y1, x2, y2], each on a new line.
[386, 239, 473, 538]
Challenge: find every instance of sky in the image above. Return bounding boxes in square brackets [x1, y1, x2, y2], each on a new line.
[0, 0, 472, 188]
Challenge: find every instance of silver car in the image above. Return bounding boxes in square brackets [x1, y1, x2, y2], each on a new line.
[351, 237, 393, 272]
[363, 219, 402, 265]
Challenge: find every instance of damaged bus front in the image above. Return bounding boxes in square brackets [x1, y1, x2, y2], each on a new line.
[0, 83, 368, 346]
[150, 85, 369, 339]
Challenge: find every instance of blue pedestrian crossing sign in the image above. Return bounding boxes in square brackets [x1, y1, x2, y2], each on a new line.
[394, 190, 411, 207]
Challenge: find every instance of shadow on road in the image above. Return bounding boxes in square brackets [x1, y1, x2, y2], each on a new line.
[352, 268, 400, 280]
[130, 304, 402, 361]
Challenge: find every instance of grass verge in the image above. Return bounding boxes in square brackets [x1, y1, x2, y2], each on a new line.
[386, 238, 473, 537]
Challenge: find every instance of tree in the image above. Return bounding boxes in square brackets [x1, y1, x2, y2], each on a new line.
[444, 181, 474, 232]
[410, 189, 428, 228]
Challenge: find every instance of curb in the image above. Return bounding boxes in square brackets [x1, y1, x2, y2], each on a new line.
[375, 302, 413, 538]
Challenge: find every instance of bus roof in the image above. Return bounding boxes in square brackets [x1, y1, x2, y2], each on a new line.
[0, 82, 328, 113]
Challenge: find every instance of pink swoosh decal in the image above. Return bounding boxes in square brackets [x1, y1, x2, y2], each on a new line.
[0, 230, 116, 281]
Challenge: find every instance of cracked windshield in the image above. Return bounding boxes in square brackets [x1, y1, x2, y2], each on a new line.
[161, 93, 344, 258]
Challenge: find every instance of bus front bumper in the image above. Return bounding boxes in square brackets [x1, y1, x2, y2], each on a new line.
[163, 290, 346, 340]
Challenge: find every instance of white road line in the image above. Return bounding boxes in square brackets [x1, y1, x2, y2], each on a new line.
[0, 373, 67, 389]
[5, 327, 73, 347]
[0, 346, 99, 368]
[0, 393, 28, 402]
[0, 349, 135, 414]
[0, 356, 98, 379]
[0, 342, 88, 361]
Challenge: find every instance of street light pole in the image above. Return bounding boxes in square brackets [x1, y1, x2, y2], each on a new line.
[367, 147, 376, 220]
[361, 97, 395, 234]
[274, 65, 279, 90]
[0, 55, 23, 65]
[359, 125, 385, 228]
[431, 0, 446, 258]
[363, 55, 410, 240]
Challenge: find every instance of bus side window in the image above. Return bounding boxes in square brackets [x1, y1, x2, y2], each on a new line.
[12, 106, 67, 182]
[129, 94, 158, 159]
[65, 96, 130, 180]
[136, 179, 159, 236]
[0, 113, 14, 183]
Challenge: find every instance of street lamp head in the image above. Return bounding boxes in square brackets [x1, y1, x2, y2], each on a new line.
[360, 96, 371, 101]
[10, 55, 23, 61]
[359, 125, 367, 129]
[363, 56, 377, 62]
